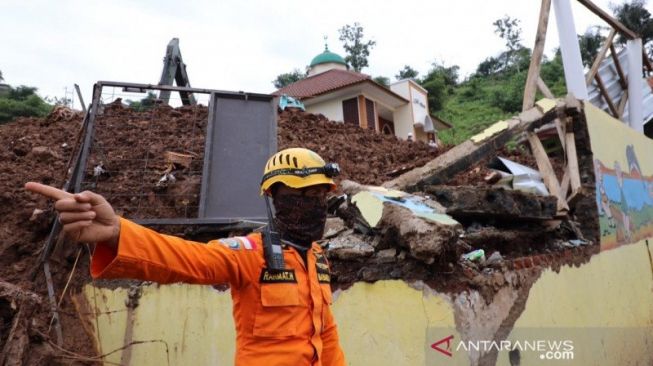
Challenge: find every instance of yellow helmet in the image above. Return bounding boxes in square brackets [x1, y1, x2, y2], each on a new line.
[261, 147, 339, 195]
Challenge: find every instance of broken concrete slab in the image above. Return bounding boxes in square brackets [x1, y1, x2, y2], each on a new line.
[379, 204, 461, 264]
[382, 99, 571, 193]
[470, 120, 511, 144]
[331, 181, 463, 264]
[424, 186, 558, 221]
[341, 180, 454, 228]
[327, 230, 375, 261]
[323, 217, 346, 239]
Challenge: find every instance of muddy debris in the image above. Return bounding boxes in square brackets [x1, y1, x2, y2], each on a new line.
[0, 98, 603, 364]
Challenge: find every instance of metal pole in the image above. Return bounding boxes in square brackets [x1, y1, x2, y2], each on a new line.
[553, 0, 589, 100]
[74, 84, 87, 113]
[627, 38, 644, 132]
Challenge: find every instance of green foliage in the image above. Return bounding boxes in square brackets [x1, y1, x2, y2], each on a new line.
[127, 92, 157, 112]
[395, 65, 419, 80]
[418, 61, 459, 112]
[373, 76, 390, 87]
[493, 15, 525, 71]
[612, 0, 653, 55]
[338, 22, 376, 72]
[272, 68, 306, 89]
[0, 84, 52, 124]
[436, 51, 566, 146]
[428, 14, 570, 146]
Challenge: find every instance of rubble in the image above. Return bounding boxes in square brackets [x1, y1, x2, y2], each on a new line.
[326, 231, 375, 260]
[0, 96, 603, 363]
[424, 185, 558, 221]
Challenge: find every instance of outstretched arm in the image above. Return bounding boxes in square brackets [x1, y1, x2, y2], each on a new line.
[24, 182, 249, 287]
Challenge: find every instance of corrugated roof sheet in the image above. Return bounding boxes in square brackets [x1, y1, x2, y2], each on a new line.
[587, 47, 653, 126]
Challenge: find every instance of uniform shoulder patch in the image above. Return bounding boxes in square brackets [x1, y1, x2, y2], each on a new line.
[235, 236, 257, 250]
[218, 236, 257, 251]
[260, 268, 296, 283]
[218, 238, 241, 250]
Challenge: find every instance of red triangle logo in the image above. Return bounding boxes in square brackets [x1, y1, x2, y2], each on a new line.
[431, 335, 454, 357]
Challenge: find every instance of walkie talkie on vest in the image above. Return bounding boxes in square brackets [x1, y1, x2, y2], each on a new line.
[263, 195, 285, 271]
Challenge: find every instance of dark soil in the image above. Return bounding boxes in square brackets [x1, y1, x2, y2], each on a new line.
[277, 108, 443, 186]
[0, 103, 445, 364]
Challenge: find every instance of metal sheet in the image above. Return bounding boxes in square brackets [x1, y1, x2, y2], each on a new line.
[587, 47, 653, 126]
[199, 94, 276, 221]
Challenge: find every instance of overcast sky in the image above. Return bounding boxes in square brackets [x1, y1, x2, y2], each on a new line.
[2, 0, 651, 108]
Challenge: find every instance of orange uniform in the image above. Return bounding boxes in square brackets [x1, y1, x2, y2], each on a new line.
[91, 218, 346, 366]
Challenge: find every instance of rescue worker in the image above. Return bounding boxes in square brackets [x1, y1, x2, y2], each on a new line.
[25, 147, 346, 366]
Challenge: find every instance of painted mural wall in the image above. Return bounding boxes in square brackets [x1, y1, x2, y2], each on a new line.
[584, 103, 653, 250]
[82, 103, 653, 366]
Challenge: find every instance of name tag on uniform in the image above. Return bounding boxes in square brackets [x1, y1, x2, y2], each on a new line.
[316, 271, 331, 283]
[314, 252, 331, 283]
[260, 269, 297, 283]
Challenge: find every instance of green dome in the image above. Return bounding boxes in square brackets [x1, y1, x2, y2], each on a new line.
[310, 49, 347, 67]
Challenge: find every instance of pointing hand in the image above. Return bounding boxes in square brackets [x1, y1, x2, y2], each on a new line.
[24, 182, 120, 249]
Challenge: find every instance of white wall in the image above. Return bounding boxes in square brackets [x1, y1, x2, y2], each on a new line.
[308, 63, 348, 76]
[410, 86, 428, 126]
[390, 81, 410, 100]
[393, 105, 414, 140]
[305, 98, 346, 122]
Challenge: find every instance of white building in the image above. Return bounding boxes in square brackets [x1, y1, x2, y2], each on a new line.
[273, 47, 451, 142]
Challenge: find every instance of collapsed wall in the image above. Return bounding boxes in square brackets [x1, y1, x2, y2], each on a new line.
[4, 96, 651, 365]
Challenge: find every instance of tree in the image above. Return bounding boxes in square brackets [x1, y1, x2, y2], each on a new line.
[338, 22, 376, 72]
[612, 0, 653, 56]
[373, 76, 390, 87]
[476, 56, 503, 76]
[272, 69, 306, 89]
[0, 85, 52, 124]
[419, 61, 460, 113]
[127, 92, 157, 112]
[0, 70, 3, 82]
[493, 15, 525, 71]
[395, 65, 419, 80]
[578, 27, 606, 67]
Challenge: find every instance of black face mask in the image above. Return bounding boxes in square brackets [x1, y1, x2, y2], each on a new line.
[273, 194, 327, 247]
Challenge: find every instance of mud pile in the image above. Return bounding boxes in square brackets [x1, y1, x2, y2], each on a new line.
[277, 108, 440, 186]
[0, 110, 95, 364]
[0, 103, 444, 363]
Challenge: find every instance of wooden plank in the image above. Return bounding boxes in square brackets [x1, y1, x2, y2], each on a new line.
[617, 89, 629, 117]
[357, 95, 368, 129]
[560, 168, 571, 200]
[586, 29, 616, 85]
[555, 118, 566, 152]
[523, 0, 552, 111]
[537, 76, 555, 98]
[384, 105, 562, 192]
[576, 0, 638, 39]
[595, 73, 619, 117]
[527, 132, 569, 212]
[565, 132, 582, 196]
[610, 44, 628, 89]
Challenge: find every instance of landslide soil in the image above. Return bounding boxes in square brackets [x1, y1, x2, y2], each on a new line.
[0, 104, 443, 363]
